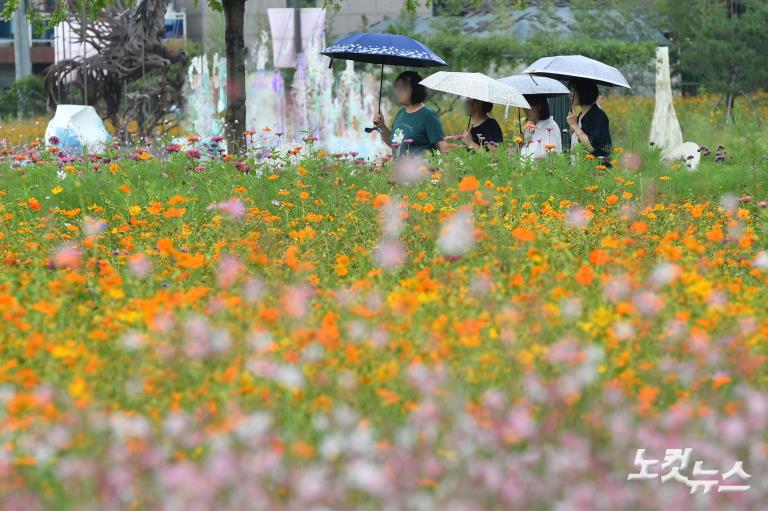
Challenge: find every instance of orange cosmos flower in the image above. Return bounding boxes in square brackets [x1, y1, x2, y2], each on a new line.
[458, 175, 480, 192]
[512, 226, 536, 242]
[575, 264, 594, 286]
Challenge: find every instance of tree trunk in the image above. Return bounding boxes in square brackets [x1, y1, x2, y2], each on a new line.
[725, 93, 735, 125]
[223, 0, 247, 155]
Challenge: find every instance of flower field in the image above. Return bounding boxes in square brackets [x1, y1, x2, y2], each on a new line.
[1, 101, 768, 509]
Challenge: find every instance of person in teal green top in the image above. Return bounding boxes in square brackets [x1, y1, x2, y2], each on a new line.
[373, 71, 448, 157]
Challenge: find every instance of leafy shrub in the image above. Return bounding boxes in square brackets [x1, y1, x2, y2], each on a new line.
[0, 74, 47, 119]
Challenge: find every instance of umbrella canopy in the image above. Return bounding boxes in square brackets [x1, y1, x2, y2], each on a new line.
[522, 55, 631, 89]
[321, 32, 447, 67]
[497, 74, 570, 97]
[420, 71, 530, 108]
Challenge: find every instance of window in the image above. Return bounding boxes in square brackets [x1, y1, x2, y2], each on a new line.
[31, 16, 54, 44]
[0, 20, 11, 40]
[163, 12, 186, 39]
[286, 0, 317, 7]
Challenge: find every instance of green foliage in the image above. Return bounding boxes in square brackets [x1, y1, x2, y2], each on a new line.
[405, 32, 656, 73]
[360, 0, 657, 75]
[658, 0, 768, 95]
[570, 0, 663, 42]
[324, 0, 485, 14]
[0, 75, 47, 119]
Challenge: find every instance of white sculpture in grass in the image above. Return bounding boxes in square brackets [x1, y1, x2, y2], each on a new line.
[649, 46, 700, 170]
[44, 104, 112, 155]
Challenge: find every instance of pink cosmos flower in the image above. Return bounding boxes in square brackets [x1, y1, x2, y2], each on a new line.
[81, 216, 107, 237]
[373, 238, 407, 270]
[391, 157, 427, 186]
[565, 206, 591, 228]
[128, 253, 152, 278]
[207, 198, 246, 220]
[52, 243, 82, 270]
[216, 254, 244, 289]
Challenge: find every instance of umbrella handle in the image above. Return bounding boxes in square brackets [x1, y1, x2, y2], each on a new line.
[366, 64, 385, 134]
[377, 63, 384, 113]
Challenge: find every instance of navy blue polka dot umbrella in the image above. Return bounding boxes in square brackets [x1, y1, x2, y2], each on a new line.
[321, 32, 448, 132]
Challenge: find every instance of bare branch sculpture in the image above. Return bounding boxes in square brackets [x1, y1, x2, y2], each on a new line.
[45, 0, 189, 143]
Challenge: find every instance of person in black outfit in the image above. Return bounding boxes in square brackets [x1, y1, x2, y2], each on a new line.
[566, 78, 612, 164]
[462, 99, 503, 151]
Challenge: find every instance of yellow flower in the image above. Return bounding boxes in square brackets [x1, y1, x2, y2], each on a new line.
[129, 205, 142, 215]
[51, 186, 63, 195]
[68, 376, 91, 404]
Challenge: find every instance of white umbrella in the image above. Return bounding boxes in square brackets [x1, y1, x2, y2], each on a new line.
[497, 74, 570, 97]
[522, 55, 631, 89]
[421, 71, 530, 109]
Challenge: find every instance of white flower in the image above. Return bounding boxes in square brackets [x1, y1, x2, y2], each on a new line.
[752, 251, 768, 270]
[391, 128, 405, 145]
[437, 209, 475, 256]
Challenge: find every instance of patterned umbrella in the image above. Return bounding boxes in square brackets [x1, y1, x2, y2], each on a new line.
[322, 32, 447, 67]
[522, 55, 631, 89]
[321, 32, 448, 132]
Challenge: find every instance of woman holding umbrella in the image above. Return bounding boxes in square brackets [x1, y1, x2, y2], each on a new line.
[567, 78, 612, 162]
[463, 99, 503, 150]
[521, 56, 629, 164]
[373, 71, 449, 156]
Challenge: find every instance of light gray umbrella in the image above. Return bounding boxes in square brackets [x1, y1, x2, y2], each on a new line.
[422, 71, 530, 130]
[421, 71, 530, 109]
[522, 55, 631, 89]
[497, 74, 570, 97]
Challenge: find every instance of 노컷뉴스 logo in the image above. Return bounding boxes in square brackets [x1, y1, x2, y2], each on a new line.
[628, 448, 751, 494]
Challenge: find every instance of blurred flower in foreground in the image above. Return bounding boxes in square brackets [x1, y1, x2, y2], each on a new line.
[207, 198, 246, 220]
[437, 208, 475, 257]
[51, 244, 82, 270]
[391, 157, 428, 186]
[373, 238, 407, 270]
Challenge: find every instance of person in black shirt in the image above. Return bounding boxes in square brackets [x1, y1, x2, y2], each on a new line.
[566, 78, 612, 164]
[462, 99, 503, 151]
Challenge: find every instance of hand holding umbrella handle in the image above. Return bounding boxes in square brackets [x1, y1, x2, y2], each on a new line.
[368, 111, 385, 134]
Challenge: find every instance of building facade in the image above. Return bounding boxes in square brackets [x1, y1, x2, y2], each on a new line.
[176, 0, 430, 55]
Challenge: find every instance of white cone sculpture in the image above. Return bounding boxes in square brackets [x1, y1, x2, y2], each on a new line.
[649, 47, 700, 170]
[45, 104, 112, 155]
